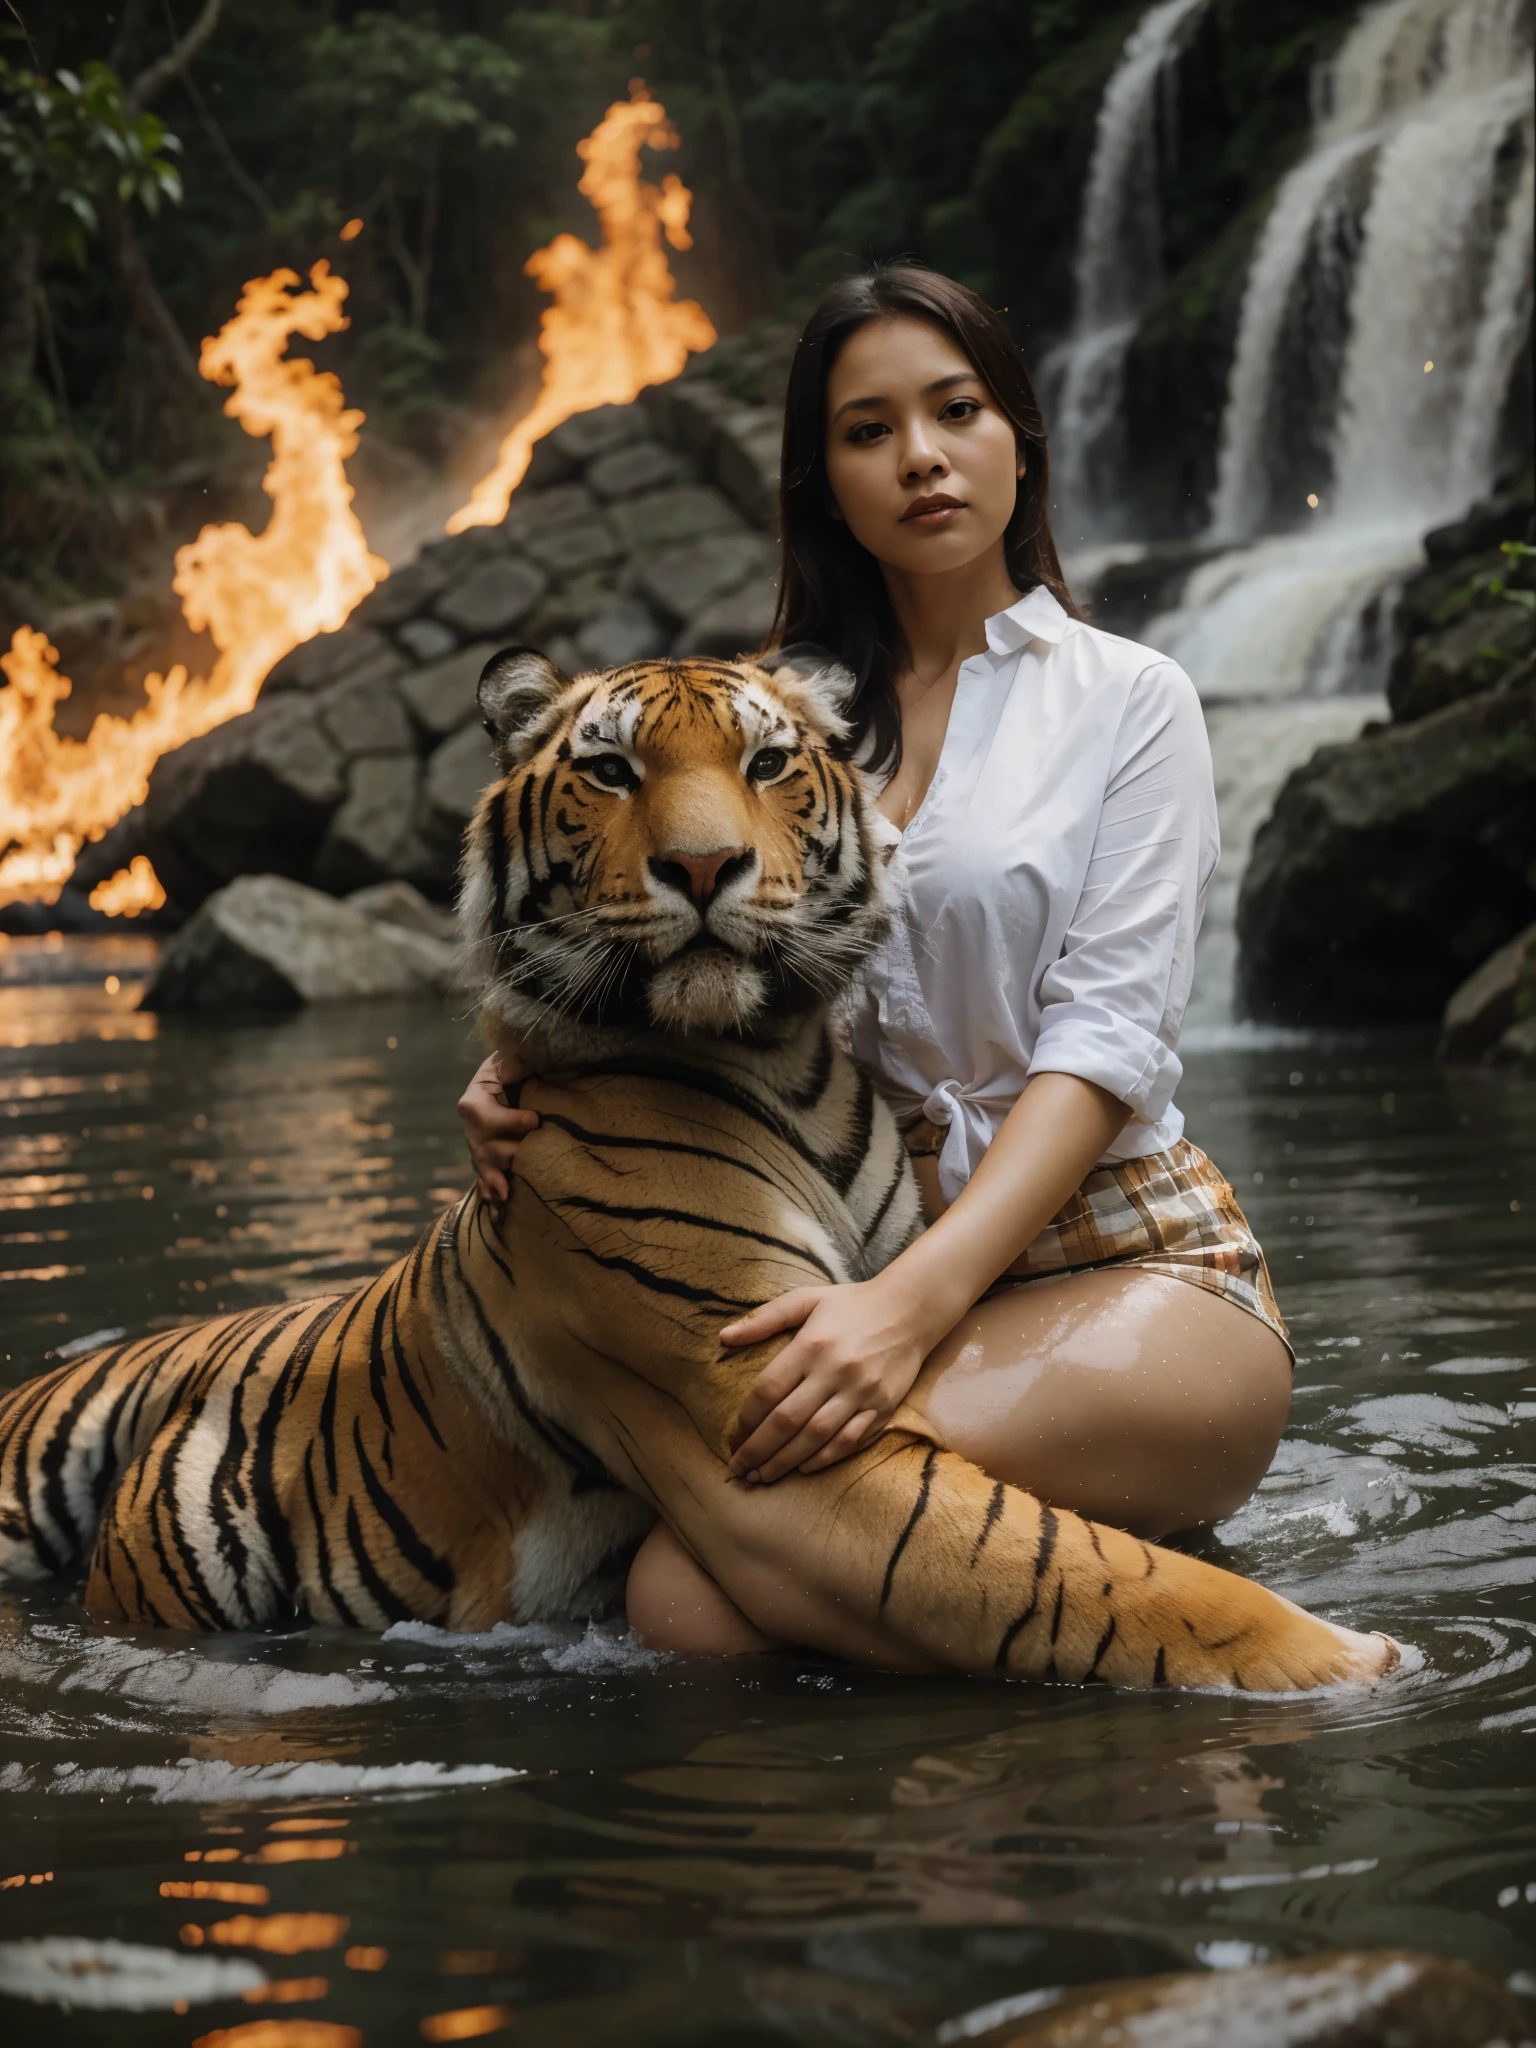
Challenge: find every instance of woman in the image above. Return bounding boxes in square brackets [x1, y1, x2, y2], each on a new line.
[459, 265, 1292, 1655]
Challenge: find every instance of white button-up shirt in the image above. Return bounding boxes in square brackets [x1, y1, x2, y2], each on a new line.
[846, 584, 1219, 1208]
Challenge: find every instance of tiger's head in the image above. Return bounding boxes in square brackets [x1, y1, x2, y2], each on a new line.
[460, 648, 895, 1040]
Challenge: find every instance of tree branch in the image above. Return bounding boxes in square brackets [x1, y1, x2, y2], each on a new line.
[102, 196, 203, 391]
[128, 0, 222, 113]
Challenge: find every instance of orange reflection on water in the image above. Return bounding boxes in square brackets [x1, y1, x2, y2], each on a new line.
[162, 1878, 271, 1905]
[193, 2022, 361, 2048]
[343, 1946, 388, 1971]
[0, 1870, 52, 1887]
[269, 1817, 348, 1834]
[240, 1977, 330, 2004]
[440, 1952, 520, 1975]
[419, 2008, 513, 2042]
[184, 1911, 348, 1953]
[246, 1838, 353, 1864]
[186, 1847, 243, 1863]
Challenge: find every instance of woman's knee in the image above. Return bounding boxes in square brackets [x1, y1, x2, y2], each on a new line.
[626, 1522, 779, 1655]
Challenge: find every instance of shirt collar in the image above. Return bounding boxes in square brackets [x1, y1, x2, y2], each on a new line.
[984, 584, 1071, 657]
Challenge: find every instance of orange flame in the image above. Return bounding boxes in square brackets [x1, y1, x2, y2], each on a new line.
[0, 263, 386, 910]
[447, 84, 716, 533]
[87, 855, 167, 917]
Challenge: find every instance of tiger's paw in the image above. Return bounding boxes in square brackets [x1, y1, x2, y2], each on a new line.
[1324, 1626, 1401, 1685]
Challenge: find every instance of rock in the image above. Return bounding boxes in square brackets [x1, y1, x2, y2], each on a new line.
[312, 754, 429, 896]
[140, 875, 453, 1011]
[1080, 541, 1225, 639]
[550, 404, 646, 462]
[973, 1949, 1533, 2048]
[586, 440, 686, 501]
[502, 482, 596, 546]
[395, 617, 457, 664]
[347, 553, 454, 631]
[396, 641, 497, 738]
[421, 722, 498, 876]
[1236, 668, 1536, 1024]
[261, 624, 405, 696]
[433, 557, 547, 640]
[519, 513, 623, 579]
[522, 435, 579, 490]
[1424, 482, 1536, 568]
[676, 582, 777, 658]
[1439, 919, 1536, 1064]
[346, 880, 457, 944]
[610, 484, 743, 557]
[1386, 489, 1535, 722]
[143, 696, 346, 910]
[642, 382, 780, 525]
[640, 533, 774, 626]
[315, 672, 414, 757]
[574, 598, 669, 669]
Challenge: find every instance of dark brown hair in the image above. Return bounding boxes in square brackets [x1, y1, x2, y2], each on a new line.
[769, 263, 1075, 777]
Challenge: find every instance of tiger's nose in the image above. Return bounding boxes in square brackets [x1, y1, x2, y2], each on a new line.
[650, 846, 750, 907]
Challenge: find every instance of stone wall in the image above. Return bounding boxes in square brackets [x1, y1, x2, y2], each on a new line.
[57, 373, 784, 928]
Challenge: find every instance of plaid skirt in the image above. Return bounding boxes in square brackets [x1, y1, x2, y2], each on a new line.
[903, 1124, 1291, 1358]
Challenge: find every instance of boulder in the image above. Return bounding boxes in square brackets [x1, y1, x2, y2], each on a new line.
[141, 874, 453, 1011]
[1439, 918, 1536, 1065]
[433, 556, 547, 640]
[971, 1949, 1533, 2048]
[610, 484, 743, 557]
[395, 617, 457, 664]
[585, 440, 686, 501]
[346, 879, 457, 944]
[502, 482, 596, 546]
[574, 598, 669, 669]
[143, 695, 346, 910]
[315, 671, 415, 757]
[1236, 666, 1536, 1023]
[420, 722, 498, 877]
[346, 553, 454, 631]
[676, 583, 777, 659]
[640, 533, 774, 626]
[396, 641, 497, 738]
[549, 403, 646, 462]
[312, 754, 429, 897]
[261, 624, 405, 696]
[519, 513, 623, 580]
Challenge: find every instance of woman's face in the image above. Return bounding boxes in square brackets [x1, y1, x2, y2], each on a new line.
[822, 315, 1022, 579]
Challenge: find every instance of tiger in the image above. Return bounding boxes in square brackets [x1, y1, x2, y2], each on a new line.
[0, 647, 1396, 1690]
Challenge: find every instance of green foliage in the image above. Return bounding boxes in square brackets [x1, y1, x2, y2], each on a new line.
[0, 54, 182, 265]
[300, 12, 521, 177]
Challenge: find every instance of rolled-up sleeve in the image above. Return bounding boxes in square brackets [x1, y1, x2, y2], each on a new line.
[1028, 661, 1217, 1120]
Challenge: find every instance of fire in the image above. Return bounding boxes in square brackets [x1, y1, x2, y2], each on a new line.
[88, 855, 167, 917]
[0, 263, 386, 910]
[447, 84, 716, 533]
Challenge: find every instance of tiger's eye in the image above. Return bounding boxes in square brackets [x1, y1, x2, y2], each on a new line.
[747, 747, 788, 783]
[587, 754, 633, 788]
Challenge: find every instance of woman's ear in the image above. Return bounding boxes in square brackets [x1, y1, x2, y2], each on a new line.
[477, 647, 571, 765]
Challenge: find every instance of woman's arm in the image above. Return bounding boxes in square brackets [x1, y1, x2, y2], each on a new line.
[457, 1049, 540, 1211]
[722, 1071, 1130, 1482]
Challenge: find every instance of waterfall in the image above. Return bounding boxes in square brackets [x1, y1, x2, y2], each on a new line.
[1138, 0, 1535, 1030]
[1157, 0, 1532, 711]
[1048, 0, 1210, 543]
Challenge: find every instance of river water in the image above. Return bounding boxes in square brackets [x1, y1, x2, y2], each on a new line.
[0, 944, 1533, 2041]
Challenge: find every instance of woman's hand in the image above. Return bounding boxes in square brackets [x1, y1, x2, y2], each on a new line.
[457, 1050, 539, 1210]
[721, 1276, 934, 1484]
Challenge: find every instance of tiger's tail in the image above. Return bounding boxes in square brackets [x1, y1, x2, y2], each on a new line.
[0, 1324, 233, 1585]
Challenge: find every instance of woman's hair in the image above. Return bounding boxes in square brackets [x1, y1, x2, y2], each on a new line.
[769, 263, 1075, 777]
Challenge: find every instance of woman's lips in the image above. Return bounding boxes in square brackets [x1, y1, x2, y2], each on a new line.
[901, 496, 965, 528]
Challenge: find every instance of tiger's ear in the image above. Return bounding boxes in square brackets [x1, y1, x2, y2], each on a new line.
[757, 641, 856, 736]
[477, 646, 572, 765]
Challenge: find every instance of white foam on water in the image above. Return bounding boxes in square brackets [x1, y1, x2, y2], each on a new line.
[0, 1758, 525, 1803]
[936, 1986, 1064, 2044]
[383, 1615, 665, 1672]
[0, 1937, 265, 2011]
[0, 1627, 394, 1715]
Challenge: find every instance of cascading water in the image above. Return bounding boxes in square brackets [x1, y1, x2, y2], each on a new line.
[1046, 0, 1210, 544]
[1124, 0, 1536, 1031]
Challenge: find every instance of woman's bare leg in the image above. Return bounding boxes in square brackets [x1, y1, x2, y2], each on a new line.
[625, 1272, 1292, 1650]
[627, 1522, 778, 1653]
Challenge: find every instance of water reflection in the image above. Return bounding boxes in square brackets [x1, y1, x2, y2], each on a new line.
[0, 955, 1533, 2041]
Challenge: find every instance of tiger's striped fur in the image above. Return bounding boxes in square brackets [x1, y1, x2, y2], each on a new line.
[0, 651, 1394, 1689]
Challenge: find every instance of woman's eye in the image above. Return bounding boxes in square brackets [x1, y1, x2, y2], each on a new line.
[586, 754, 633, 789]
[747, 747, 788, 783]
[941, 398, 981, 421]
[847, 420, 888, 444]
